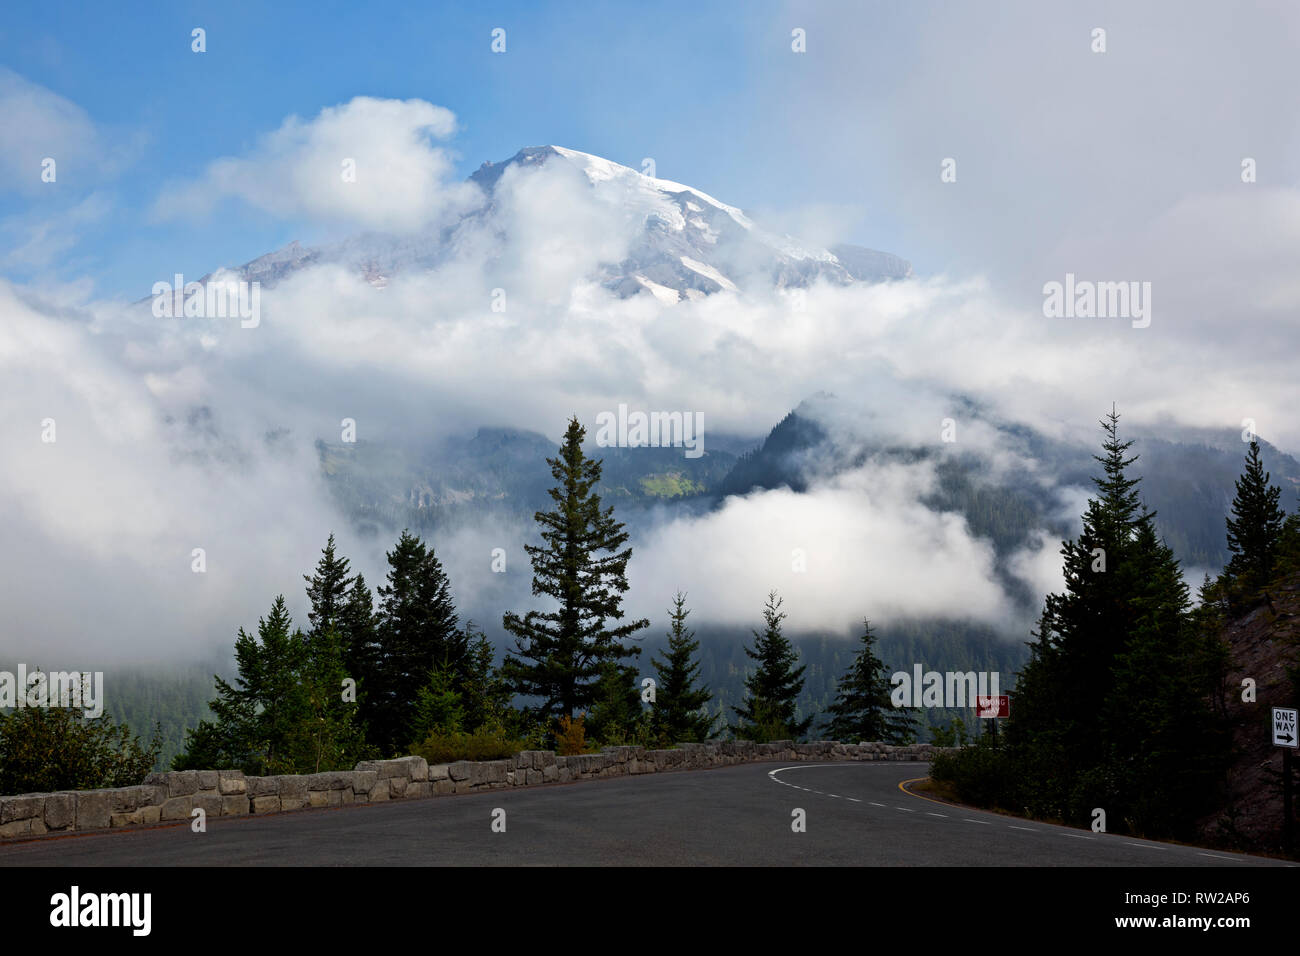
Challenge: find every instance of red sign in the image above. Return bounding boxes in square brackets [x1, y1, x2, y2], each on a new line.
[975, 695, 1009, 718]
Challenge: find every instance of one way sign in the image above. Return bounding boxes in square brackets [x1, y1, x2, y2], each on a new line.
[1273, 707, 1298, 748]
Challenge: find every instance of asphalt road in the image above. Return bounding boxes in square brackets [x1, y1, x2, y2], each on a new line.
[0, 761, 1289, 866]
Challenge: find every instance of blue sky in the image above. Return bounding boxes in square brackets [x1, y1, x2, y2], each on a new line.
[0, 0, 922, 297]
[2, 2, 1295, 308]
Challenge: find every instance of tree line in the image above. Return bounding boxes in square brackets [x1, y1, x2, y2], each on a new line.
[165, 416, 912, 776]
[933, 409, 1300, 842]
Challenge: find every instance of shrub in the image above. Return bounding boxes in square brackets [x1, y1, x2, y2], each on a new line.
[0, 706, 162, 795]
[929, 738, 1020, 812]
[555, 714, 588, 755]
[410, 721, 527, 764]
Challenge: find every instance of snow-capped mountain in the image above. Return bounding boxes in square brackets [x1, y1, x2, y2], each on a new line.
[196, 145, 910, 300]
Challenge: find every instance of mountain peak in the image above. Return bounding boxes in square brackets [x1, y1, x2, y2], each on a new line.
[186, 145, 911, 301]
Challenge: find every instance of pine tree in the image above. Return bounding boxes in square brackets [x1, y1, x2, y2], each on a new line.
[175, 597, 373, 774]
[177, 595, 309, 774]
[731, 591, 811, 741]
[304, 533, 354, 641]
[650, 593, 715, 744]
[458, 622, 512, 732]
[1224, 440, 1285, 592]
[823, 619, 915, 744]
[585, 661, 643, 745]
[501, 417, 649, 723]
[1030, 407, 1151, 785]
[304, 535, 376, 743]
[368, 530, 462, 755]
[339, 572, 377, 700]
[294, 626, 371, 772]
[1004, 408, 1231, 835]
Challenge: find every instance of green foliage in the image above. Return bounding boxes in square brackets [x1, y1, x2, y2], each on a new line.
[411, 720, 528, 764]
[731, 591, 813, 741]
[0, 702, 162, 795]
[928, 717, 971, 748]
[997, 409, 1232, 838]
[407, 622, 515, 744]
[930, 738, 1019, 811]
[174, 596, 370, 774]
[1223, 440, 1285, 596]
[501, 416, 649, 723]
[585, 661, 644, 746]
[649, 593, 716, 744]
[638, 473, 703, 498]
[822, 619, 916, 744]
[366, 530, 463, 755]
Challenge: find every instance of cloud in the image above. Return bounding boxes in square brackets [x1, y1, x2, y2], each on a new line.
[0, 69, 104, 196]
[5, 68, 1300, 663]
[626, 459, 1017, 634]
[2, 192, 113, 269]
[151, 97, 479, 231]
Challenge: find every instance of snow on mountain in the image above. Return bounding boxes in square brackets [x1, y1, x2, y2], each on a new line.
[192, 145, 911, 301]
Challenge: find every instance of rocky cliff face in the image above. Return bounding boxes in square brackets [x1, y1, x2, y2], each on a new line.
[1201, 573, 1300, 853]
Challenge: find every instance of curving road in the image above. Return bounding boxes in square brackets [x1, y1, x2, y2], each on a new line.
[0, 761, 1288, 866]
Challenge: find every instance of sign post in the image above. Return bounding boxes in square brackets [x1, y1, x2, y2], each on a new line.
[976, 695, 1009, 743]
[1273, 707, 1297, 856]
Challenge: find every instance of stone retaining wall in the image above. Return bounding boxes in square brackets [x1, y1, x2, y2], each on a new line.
[0, 740, 944, 838]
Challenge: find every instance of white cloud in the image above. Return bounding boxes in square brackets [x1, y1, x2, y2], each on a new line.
[152, 97, 478, 231]
[627, 459, 1013, 633]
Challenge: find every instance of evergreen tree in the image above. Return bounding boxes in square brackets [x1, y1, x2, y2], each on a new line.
[458, 622, 512, 732]
[304, 533, 353, 640]
[409, 622, 513, 744]
[177, 596, 308, 774]
[731, 591, 812, 741]
[501, 417, 649, 723]
[339, 573, 377, 702]
[293, 626, 371, 773]
[1016, 408, 1151, 798]
[369, 530, 462, 755]
[650, 592, 715, 744]
[1100, 521, 1228, 835]
[176, 597, 374, 773]
[1224, 440, 1285, 592]
[1004, 408, 1231, 836]
[303, 535, 376, 745]
[822, 619, 915, 744]
[585, 661, 643, 745]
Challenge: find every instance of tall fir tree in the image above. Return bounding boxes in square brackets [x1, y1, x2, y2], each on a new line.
[369, 530, 462, 755]
[1224, 440, 1285, 593]
[585, 661, 644, 745]
[177, 596, 308, 774]
[303, 535, 377, 730]
[731, 591, 812, 741]
[649, 593, 715, 744]
[304, 533, 354, 641]
[1005, 408, 1229, 836]
[294, 626, 371, 772]
[501, 417, 649, 723]
[823, 619, 915, 744]
[1015, 408, 1151, 793]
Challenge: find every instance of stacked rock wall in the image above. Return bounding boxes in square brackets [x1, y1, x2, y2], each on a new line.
[0, 740, 946, 837]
